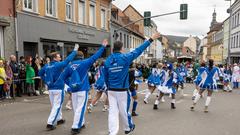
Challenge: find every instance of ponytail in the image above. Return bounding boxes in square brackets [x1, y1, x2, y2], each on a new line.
[208, 59, 214, 70]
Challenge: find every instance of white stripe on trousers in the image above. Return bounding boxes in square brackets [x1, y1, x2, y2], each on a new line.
[47, 90, 64, 125]
[108, 90, 134, 135]
[72, 91, 88, 129]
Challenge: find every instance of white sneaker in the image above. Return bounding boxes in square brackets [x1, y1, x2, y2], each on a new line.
[143, 99, 148, 104]
[66, 104, 72, 110]
[161, 97, 165, 103]
[102, 105, 108, 112]
[87, 104, 93, 113]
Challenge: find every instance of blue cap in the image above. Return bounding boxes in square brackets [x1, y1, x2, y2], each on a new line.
[167, 63, 173, 70]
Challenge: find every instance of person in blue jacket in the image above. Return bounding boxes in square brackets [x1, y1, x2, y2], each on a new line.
[104, 33, 160, 135]
[55, 39, 107, 135]
[176, 63, 187, 96]
[153, 63, 178, 110]
[191, 59, 221, 113]
[192, 62, 206, 100]
[87, 60, 109, 113]
[39, 44, 79, 130]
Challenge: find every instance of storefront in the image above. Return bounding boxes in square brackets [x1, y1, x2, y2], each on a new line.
[17, 13, 110, 59]
[230, 54, 240, 64]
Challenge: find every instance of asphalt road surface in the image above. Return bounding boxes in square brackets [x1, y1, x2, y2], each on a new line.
[0, 83, 240, 135]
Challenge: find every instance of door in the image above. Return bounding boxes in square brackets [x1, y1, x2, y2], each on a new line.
[24, 42, 38, 57]
[0, 26, 4, 57]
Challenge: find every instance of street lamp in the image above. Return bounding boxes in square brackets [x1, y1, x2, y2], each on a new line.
[225, 0, 232, 64]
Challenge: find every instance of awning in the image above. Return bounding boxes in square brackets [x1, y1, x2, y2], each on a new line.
[177, 56, 192, 59]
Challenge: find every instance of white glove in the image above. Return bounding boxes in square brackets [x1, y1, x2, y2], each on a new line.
[74, 44, 79, 51]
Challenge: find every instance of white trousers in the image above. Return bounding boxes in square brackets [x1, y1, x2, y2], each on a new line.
[108, 90, 134, 135]
[47, 90, 64, 125]
[72, 91, 88, 129]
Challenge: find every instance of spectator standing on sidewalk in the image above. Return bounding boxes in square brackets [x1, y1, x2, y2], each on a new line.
[9, 55, 21, 97]
[25, 56, 36, 96]
[4, 60, 13, 99]
[19, 56, 26, 94]
[0, 59, 6, 100]
[32, 57, 42, 94]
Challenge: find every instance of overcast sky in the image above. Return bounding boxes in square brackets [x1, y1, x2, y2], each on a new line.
[113, 0, 232, 38]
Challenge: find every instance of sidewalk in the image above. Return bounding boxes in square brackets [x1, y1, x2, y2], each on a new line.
[0, 94, 49, 105]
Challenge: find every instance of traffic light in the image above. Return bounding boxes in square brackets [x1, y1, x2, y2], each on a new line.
[144, 11, 151, 26]
[180, 4, 188, 20]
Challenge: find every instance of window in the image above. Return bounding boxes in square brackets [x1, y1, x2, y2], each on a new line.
[46, 0, 57, 17]
[237, 12, 239, 26]
[101, 8, 106, 29]
[238, 32, 240, 48]
[23, 0, 38, 12]
[24, 0, 33, 10]
[66, 0, 73, 21]
[0, 27, 4, 57]
[78, 0, 85, 24]
[89, 3, 96, 27]
[129, 36, 132, 48]
[124, 34, 126, 48]
[236, 34, 239, 48]
[232, 15, 235, 29]
[127, 35, 129, 48]
[233, 35, 236, 48]
[120, 33, 122, 41]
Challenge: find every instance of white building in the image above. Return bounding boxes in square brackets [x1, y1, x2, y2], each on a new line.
[230, 0, 240, 63]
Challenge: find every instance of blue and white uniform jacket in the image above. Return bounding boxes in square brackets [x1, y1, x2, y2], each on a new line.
[198, 67, 221, 90]
[223, 69, 232, 83]
[158, 69, 178, 94]
[38, 51, 77, 90]
[193, 67, 206, 85]
[55, 46, 105, 93]
[94, 66, 107, 91]
[104, 39, 153, 91]
[147, 68, 162, 86]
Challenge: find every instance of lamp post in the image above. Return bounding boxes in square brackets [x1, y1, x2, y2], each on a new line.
[225, 0, 232, 64]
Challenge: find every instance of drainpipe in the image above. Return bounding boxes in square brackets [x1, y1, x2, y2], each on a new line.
[13, 0, 19, 61]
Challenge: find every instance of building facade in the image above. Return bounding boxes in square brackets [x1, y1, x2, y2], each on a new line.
[144, 20, 161, 64]
[199, 37, 208, 62]
[110, 4, 144, 58]
[16, 0, 111, 58]
[207, 9, 224, 64]
[223, 17, 229, 62]
[229, 0, 240, 64]
[0, 0, 16, 59]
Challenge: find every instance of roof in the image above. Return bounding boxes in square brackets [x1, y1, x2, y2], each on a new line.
[165, 35, 188, 47]
[111, 4, 145, 39]
[123, 4, 144, 18]
[208, 22, 223, 34]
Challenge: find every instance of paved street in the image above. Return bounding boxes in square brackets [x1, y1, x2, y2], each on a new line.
[0, 83, 240, 135]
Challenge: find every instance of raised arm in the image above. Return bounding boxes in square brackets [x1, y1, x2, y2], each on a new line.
[125, 33, 161, 64]
[57, 44, 79, 68]
[82, 39, 108, 69]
